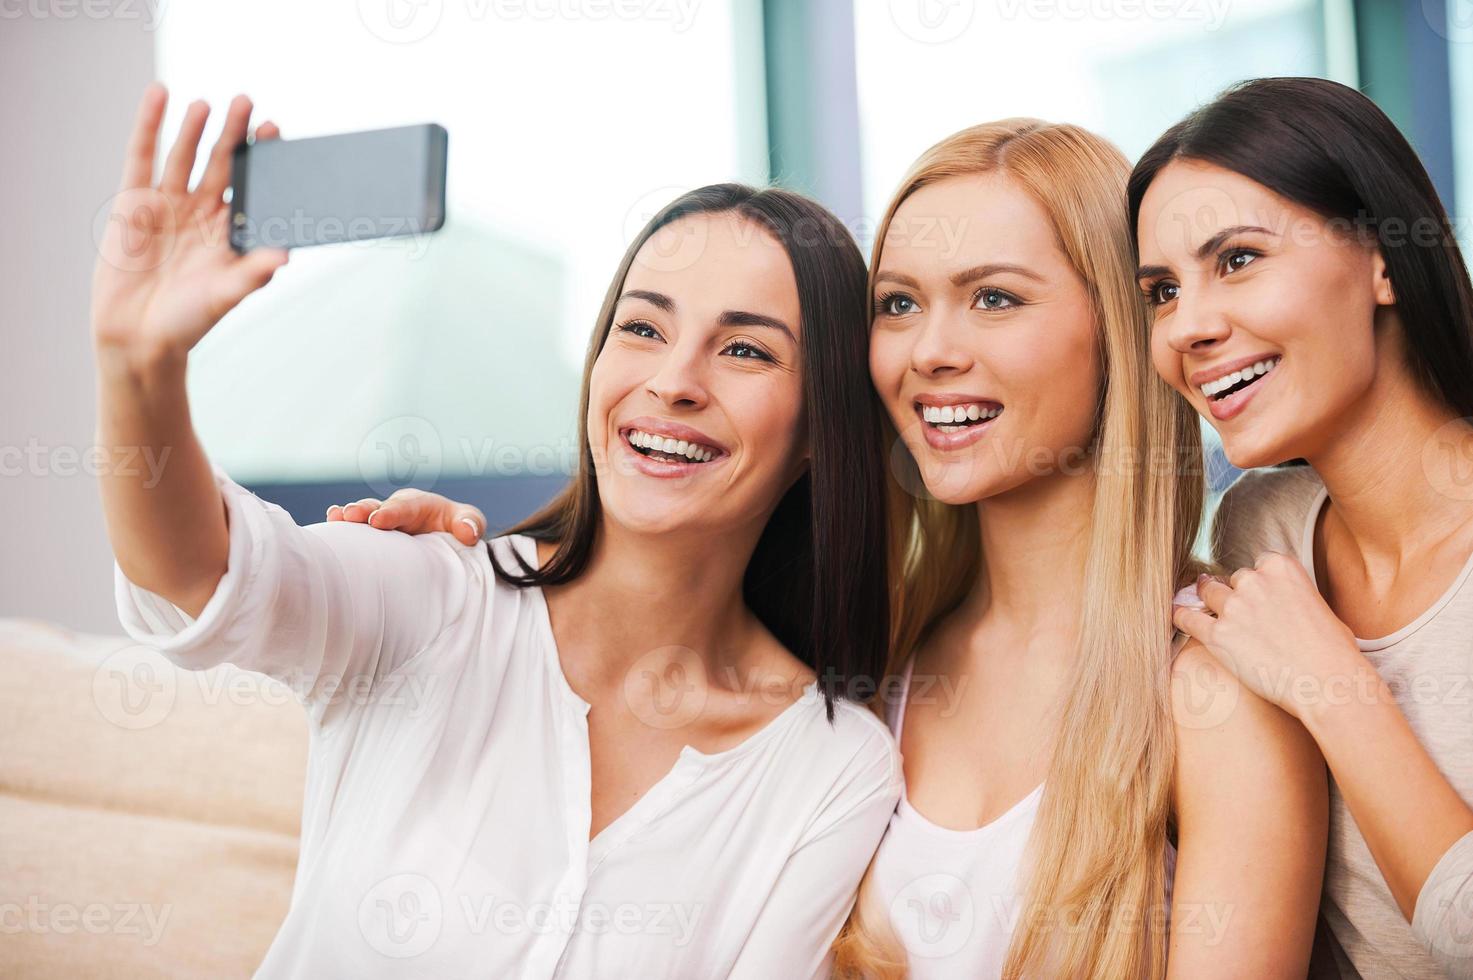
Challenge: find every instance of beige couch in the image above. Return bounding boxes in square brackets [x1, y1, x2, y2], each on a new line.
[0, 618, 306, 979]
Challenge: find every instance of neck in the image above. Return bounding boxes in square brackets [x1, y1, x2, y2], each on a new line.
[544, 513, 770, 690]
[964, 465, 1096, 629]
[1303, 342, 1470, 562]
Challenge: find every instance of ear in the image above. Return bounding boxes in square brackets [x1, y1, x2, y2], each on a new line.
[1371, 249, 1396, 306]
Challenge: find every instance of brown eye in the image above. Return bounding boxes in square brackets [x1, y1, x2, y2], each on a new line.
[1224, 250, 1258, 273]
[1151, 282, 1180, 306]
[722, 340, 772, 361]
[618, 321, 661, 340]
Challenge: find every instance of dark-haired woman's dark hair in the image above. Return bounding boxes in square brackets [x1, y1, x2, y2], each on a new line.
[1127, 76, 1473, 423]
[485, 183, 889, 720]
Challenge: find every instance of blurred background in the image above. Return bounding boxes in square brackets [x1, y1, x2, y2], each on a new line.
[4, 0, 1471, 632]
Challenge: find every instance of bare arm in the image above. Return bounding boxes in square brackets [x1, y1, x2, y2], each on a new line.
[1166, 639, 1328, 978]
[92, 85, 287, 615]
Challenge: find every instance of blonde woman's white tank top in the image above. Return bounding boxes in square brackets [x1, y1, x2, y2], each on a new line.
[869, 630, 1188, 977]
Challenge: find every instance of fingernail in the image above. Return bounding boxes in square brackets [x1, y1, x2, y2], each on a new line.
[366, 508, 381, 525]
[460, 517, 481, 539]
[1174, 584, 1207, 609]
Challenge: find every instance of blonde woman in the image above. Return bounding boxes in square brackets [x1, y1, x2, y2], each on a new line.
[334, 120, 1328, 977]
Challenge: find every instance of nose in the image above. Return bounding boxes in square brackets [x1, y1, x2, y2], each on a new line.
[1165, 284, 1232, 354]
[644, 340, 710, 410]
[909, 312, 975, 379]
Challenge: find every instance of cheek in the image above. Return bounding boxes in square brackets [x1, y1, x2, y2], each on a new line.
[585, 353, 629, 444]
[868, 331, 912, 426]
[1011, 311, 1099, 427]
[723, 373, 806, 460]
[1150, 322, 1188, 395]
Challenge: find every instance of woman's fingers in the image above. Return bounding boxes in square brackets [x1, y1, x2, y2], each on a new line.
[325, 492, 483, 543]
[1196, 573, 1231, 614]
[194, 94, 254, 205]
[452, 507, 486, 544]
[160, 99, 210, 194]
[332, 498, 382, 518]
[367, 492, 437, 531]
[253, 120, 280, 142]
[1173, 604, 1218, 646]
[211, 246, 288, 319]
[119, 82, 168, 191]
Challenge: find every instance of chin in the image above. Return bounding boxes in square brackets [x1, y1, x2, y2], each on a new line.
[915, 457, 1007, 507]
[1217, 432, 1296, 470]
[601, 492, 708, 537]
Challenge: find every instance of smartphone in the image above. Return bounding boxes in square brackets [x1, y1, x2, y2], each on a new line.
[229, 123, 447, 252]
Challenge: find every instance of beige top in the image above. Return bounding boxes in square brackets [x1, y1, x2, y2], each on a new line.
[1213, 464, 1473, 980]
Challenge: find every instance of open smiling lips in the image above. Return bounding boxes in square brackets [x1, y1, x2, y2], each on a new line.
[920, 401, 1003, 432]
[1200, 356, 1281, 402]
[625, 428, 722, 465]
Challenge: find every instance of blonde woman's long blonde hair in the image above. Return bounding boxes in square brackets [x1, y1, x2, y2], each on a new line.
[831, 119, 1206, 979]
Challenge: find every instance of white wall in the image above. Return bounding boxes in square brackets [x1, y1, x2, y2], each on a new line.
[1, 11, 154, 632]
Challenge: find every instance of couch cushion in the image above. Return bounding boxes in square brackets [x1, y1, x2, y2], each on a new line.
[0, 618, 307, 978]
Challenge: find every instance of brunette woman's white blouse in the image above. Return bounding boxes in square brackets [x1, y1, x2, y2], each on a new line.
[113, 465, 903, 979]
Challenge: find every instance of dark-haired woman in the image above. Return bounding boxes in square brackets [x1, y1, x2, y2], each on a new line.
[94, 85, 900, 978]
[1132, 76, 1473, 978]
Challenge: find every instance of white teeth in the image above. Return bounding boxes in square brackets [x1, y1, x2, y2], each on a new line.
[1200, 356, 1280, 398]
[627, 429, 718, 463]
[921, 403, 1001, 425]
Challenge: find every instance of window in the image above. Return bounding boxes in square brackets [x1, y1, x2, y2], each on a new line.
[156, 0, 766, 507]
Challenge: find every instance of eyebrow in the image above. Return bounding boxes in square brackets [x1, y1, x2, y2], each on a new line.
[949, 263, 1044, 287]
[719, 310, 796, 342]
[873, 263, 1044, 290]
[1135, 224, 1278, 281]
[618, 289, 674, 312]
[617, 290, 796, 342]
[873, 270, 921, 289]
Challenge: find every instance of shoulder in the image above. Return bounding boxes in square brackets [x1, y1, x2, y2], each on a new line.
[1211, 464, 1324, 572]
[1170, 638, 1324, 804]
[307, 515, 482, 583]
[486, 532, 537, 571]
[1169, 637, 1245, 735]
[783, 694, 902, 842]
[802, 693, 904, 793]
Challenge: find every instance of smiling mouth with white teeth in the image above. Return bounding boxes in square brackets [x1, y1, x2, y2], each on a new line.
[624, 428, 720, 464]
[1200, 356, 1281, 401]
[919, 402, 1003, 433]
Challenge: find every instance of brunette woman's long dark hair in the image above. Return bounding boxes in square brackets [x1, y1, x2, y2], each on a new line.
[1127, 76, 1473, 420]
[486, 183, 888, 720]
